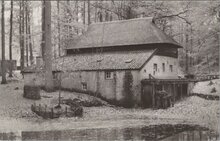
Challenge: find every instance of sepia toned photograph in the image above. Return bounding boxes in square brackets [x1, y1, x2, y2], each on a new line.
[0, 0, 219, 140]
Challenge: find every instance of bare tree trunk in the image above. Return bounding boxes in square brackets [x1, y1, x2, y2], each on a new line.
[25, 1, 29, 67]
[19, 2, 22, 69]
[190, 26, 193, 67]
[1, 0, 7, 84]
[57, 0, 61, 57]
[9, 0, 13, 77]
[185, 24, 189, 74]
[75, 0, 78, 34]
[41, 0, 45, 60]
[83, 1, 85, 25]
[207, 55, 211, 74]
[27, 3, 33, 65]
[44, 1, 54, 91]
[20, 0, 25, 73]
[94, 2, 97, 22]
[88, 0, 90, 25]
[218, 33, 220, 76]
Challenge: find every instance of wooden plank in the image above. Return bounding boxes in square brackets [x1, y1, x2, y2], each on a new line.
[141, 83, 143, 106]
[173, 83, 176, 103]
[180, 84, 183, 99]
[152, 83, 155, 109]
[187, 83, 189, 96]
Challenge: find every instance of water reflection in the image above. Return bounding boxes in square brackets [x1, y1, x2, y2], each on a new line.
[0, 132, 18, 140]
[0, 124, 219, 141]
[162, 130, 219, 141]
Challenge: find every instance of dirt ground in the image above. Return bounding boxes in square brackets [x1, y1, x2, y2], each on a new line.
[0, 73, 219, 132]
[192, 79, 220, 95]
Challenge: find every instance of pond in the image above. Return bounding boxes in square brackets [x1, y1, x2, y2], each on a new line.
[0, 124, 219, 141]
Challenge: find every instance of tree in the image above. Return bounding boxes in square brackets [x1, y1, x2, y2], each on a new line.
[26, 2, 33, 65]
[82, 1, 85, 25]
[9, 0, 14, 77]
[57, 0, 61, 57]
[41, 0, 45, 60]
[75, 0, 79, 34]
[19, 0, 25, 73]
[43, 0, 54, 91]
[25, 0, 29, 67]
[1, 0, 7, 84]
[87, 0, 91, 25]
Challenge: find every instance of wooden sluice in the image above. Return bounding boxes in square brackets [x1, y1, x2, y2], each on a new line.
[141, 78, 197, 109]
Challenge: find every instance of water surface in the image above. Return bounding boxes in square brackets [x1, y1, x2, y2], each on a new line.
[0, 124, 218, 140]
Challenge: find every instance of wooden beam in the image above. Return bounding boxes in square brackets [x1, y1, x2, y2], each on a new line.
[152, 83, 155, 109]
[173, 83, 176, 104]
[180, 84, 183, 99]
[187, 83, 189, 96]
[141, 83, 143, 106]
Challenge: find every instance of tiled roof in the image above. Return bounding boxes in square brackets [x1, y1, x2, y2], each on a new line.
[66, 17, 181, 50]
[53, 49, 156, 71]
[23, 49, 156, 72]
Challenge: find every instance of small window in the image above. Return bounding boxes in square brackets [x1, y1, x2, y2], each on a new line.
[169, 65, 173, 72]
[97, 58, 103, 62]
[125, 59, 133, 63]
[82, 82, 87, 90]
[105, 71, 113, 79]
[52, 72, 57, 79]
[153, 63, 157, 72]
[162, 63, 165, 72]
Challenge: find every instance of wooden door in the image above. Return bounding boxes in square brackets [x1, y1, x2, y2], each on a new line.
[141, 84, 153, 108]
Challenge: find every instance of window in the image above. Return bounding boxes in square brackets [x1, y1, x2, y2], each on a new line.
[82, 82, 87, 90]
[153, 64, 157, 75]
[105, 71, 113, 79]
[153, 63, 157, 71]
[125, 59, 133, 63]
[169, 65, 173, 72]
[162, 63, 165, 72]
[52, 72, 57, 79]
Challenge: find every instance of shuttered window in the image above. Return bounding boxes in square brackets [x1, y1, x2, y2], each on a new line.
[105, 71, 113, 79]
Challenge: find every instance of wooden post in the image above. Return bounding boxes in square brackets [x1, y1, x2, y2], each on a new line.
[152, 83, 155, 109]
[45, 105, 47, 118]
[39, 104, 41, 113]
[187, 83, 189, 96]
[141, 83, 143, 106]
[173, 83, 176, 103]
[207, 55, 211, 74]
[51, 108, 53, 119]
[180, 84, 183, 99]
[33, 103, 36, 111]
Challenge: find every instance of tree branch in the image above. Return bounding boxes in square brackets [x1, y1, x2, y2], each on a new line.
[154, 10, 191, 25]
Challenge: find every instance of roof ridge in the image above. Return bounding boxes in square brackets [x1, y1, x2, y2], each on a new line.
[66, 16, 182, 49]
